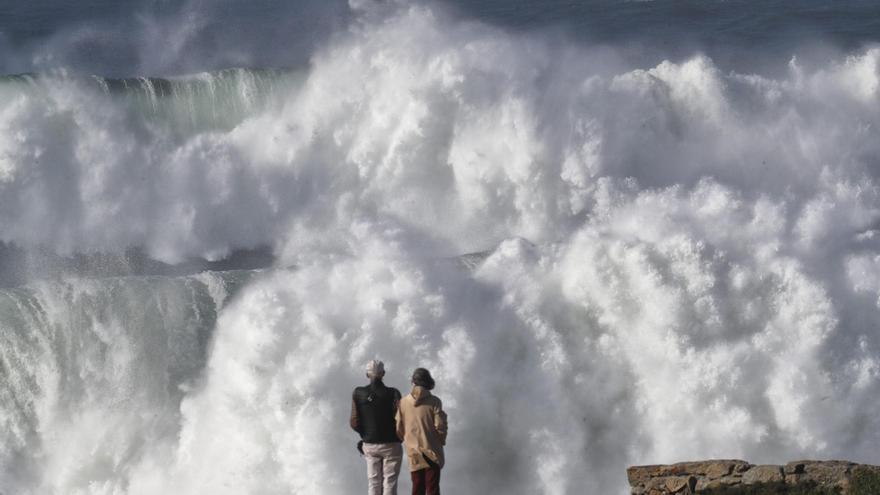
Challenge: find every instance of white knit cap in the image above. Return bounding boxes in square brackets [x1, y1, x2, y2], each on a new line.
[365, 359, 385, 378]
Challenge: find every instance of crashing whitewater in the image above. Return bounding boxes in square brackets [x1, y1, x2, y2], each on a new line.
[2, 5, 880, 495]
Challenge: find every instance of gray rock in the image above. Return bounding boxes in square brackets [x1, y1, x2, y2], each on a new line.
[695, 475, 741, 491]
[742, 465, 784, 484]
[664, 476, 697, 493]
[784, 460, 854, 488]
[628, 458, 879, 494]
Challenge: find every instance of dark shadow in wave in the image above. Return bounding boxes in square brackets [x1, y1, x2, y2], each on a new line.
[0, 242, 275, 287]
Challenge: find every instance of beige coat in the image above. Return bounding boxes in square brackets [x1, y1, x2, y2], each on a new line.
[396, 386, 447, 471]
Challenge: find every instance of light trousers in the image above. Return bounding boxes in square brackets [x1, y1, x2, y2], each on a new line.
[363, 442, 403, 495]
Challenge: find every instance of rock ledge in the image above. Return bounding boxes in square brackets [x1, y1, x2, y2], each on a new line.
[627, 459, 880, 494]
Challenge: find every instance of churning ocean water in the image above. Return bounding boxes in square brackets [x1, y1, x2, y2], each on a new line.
[2, 0, 880, 493]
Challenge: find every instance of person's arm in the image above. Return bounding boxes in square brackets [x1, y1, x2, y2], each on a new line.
[392, 389, 403, 441]
[350, 392, 361, 433]
[433, 399, 448, 446]
[396, 399, 405, 441]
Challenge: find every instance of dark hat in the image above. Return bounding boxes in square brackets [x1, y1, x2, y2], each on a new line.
[411, 368, 435, 390]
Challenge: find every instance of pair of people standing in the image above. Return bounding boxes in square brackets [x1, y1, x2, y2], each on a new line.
[350, 360, 447, 495]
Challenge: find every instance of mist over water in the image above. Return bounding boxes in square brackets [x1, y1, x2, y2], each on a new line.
[2, 1, 880, 494]
[0, 0, 352, 76]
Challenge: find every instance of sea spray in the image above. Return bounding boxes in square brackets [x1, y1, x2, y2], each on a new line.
[1, 8, 878, 260]
[0, 271, 255, 493]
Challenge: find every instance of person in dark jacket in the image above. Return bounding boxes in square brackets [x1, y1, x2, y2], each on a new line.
[351, 359, 403, 495]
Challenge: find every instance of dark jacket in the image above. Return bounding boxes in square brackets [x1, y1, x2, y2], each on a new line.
[350, 380, 402, 444]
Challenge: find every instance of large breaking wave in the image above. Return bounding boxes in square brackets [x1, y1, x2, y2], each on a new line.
[1, 4, 880, 494]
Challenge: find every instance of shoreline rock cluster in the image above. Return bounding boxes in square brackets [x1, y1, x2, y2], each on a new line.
[627, 459, 880, 494]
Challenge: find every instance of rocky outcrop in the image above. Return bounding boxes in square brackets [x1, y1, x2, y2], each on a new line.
[627, 459, 880, 494]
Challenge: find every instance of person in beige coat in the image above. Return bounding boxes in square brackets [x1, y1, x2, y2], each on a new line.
[396, 368, 447, 495]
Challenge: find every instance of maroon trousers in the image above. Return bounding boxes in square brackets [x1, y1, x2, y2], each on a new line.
[410, 464, 441, 495]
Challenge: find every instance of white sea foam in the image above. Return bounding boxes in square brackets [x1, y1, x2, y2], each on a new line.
[1, 4, 880, 494]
